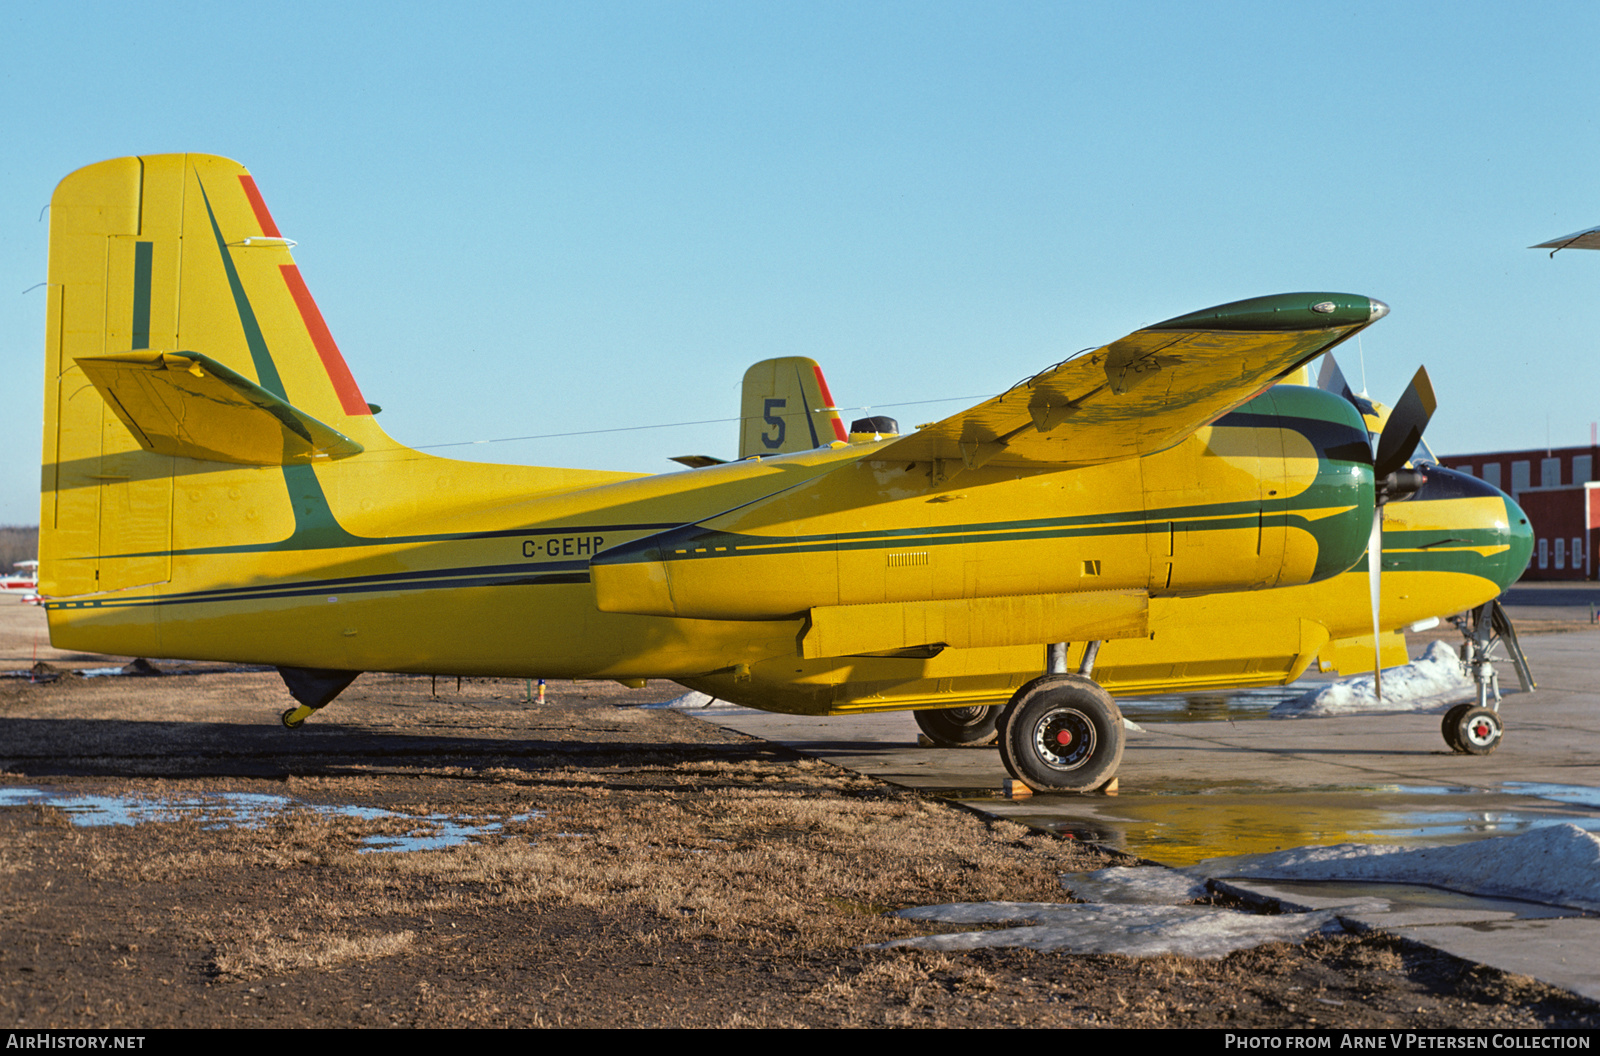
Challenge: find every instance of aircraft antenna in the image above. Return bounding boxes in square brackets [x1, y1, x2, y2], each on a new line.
[409, 394, 993, 452]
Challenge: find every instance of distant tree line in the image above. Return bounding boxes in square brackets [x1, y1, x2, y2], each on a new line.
[0, 526, 39, 571]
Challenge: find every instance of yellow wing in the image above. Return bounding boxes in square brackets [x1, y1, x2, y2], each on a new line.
[876, 293, 1388, 472]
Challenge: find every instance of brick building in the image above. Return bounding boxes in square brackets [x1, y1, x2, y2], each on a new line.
[1435, 444, 1599, 580]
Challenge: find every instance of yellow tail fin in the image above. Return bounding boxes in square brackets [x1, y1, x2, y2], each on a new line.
[42, 154, 387, 600]
[41, 154, 631, 619]
[737, 357, 847, 458]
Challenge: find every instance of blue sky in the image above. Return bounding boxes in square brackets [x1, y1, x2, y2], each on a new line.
[2, 0, 1596, 526]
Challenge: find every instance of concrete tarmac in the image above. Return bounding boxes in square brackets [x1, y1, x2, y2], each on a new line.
[702, 584, 1600, 1003]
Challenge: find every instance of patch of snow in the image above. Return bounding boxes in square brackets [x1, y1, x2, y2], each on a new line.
[1195, 823, 1600, 912]
[1271, 640, 1473, 718]
[1062, 865, 1209, 904]
[878, 862, 1337, 958]
[640, 690, 721, 709]
[879, 825, 1600, 957]
[877, 902, 1341, 958]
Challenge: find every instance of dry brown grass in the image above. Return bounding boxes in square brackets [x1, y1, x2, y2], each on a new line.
[328, 765, 1099, 949]
[212, 927, 417, 978]
[19, 749, 1103, 976]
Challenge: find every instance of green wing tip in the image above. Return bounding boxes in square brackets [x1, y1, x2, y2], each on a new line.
[1150, 293, 1387, 332]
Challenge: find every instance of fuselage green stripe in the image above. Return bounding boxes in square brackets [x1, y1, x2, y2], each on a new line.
[130, 241, 152, 350]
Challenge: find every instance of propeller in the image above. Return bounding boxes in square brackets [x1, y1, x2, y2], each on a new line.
[1318, 355, 1437, 698]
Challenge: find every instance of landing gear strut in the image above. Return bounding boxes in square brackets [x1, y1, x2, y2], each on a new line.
[996, 641, 1122, 792]
[1441, 599, 1532, 754]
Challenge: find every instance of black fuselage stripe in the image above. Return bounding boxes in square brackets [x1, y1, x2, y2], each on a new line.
[49, 569, 590, 611]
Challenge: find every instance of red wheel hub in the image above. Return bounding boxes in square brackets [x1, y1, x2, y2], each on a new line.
[1056, 730, 1073, 746]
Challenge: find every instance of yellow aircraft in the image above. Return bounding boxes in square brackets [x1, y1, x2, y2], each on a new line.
[721, 357, 1536, 757]
[36, 153, 1527, 792]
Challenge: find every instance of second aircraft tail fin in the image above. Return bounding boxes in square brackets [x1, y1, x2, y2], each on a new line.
[737, 357, 847, 458]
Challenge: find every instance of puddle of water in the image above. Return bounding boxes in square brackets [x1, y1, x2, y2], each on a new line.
[1500, 782, 1600, 812]
[974, 782, 1600, 868]
[0, 787, 540, 853]
[357, 813, 536, 853]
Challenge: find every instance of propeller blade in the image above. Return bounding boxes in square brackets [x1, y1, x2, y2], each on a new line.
[1316, 353, 1379, 423]
[1317, 354, 1356, 404]
[1374, 366, 1437, 479]
[1369, 507, 1384, 701]
[1358, 365, 1434, 700]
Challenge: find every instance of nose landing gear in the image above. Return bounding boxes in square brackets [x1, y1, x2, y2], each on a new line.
[1441, 599, 1531, 754]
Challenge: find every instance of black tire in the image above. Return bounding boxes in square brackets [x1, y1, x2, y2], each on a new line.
[997, 674, 1124, 792]
[281, 708, 306, 730]
[914, 705, 1001, 747]
[1455, 707, 1503, 755]
[1441, 702, 1475, 752]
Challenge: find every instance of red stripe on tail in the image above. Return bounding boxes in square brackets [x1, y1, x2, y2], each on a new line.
[279, 265, 370, 417]
[813, 365, 848, 442]
[237, 175, 281, 237]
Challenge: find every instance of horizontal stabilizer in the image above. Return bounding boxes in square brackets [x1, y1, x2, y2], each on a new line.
[669, 454, 728, 469]
[875, 293, 1388, 472]
[75, 351, 364, 465]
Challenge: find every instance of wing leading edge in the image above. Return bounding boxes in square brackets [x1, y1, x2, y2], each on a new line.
[874, 292, 1388, 473]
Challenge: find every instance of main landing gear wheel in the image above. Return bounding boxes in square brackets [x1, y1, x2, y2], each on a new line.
[1441, 702, 1475, 752]
[1453, 707, 1503, 756]
[914, 705, 1000, 747]
[997, 674, 1124, 792]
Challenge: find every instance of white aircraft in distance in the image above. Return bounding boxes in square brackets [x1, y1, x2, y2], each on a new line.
[1531, 226, 1600, 255]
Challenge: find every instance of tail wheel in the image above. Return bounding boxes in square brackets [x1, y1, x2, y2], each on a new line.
[997, 674, 1124, 792]
[1441, 702, 1475, 752]
[913, 705, 1000, 747]
[1454, 707, 1504, 755]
